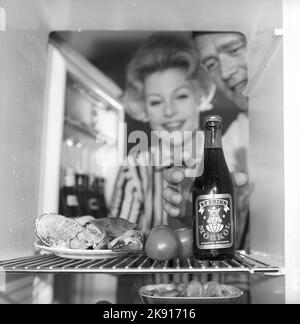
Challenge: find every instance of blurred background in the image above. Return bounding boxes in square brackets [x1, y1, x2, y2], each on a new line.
[58, 30, 241, 152]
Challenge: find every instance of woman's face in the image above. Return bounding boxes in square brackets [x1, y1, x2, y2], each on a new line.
[144, 68, 201, 145]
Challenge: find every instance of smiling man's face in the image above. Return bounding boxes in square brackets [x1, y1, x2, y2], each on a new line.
[194, 32, 248, 112]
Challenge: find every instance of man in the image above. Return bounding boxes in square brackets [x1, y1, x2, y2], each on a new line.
[163, 32, 252, 249]
[193, 32, 249, 175]
[193, 32, 248, 112]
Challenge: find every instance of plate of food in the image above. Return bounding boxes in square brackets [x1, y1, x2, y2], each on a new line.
[34, 241, 131, 260]
[34, 213, 144, 260]
[139, 281, 243, 304]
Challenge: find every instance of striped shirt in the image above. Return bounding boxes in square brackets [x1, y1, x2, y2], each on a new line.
[109, 133, 205, 235]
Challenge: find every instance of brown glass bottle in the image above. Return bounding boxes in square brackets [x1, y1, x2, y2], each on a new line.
[88, 176, 108, 219]
[193, 115, 236, 260]
[75, 172, 90, 215]
[59, 167, 81, 218]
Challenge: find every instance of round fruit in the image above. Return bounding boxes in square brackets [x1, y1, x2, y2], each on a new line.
[145, 225, 180, 261]
[176, 227, 193, 259]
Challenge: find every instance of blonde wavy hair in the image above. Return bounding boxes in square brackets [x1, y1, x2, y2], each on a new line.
[123, 33, 215, 122]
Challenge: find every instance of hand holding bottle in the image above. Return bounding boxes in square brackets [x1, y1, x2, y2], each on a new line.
[162, 152, 197, 218]
[163, 167, 253, 219]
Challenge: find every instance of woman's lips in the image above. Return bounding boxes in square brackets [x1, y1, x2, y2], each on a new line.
[162, 121, 185, 132]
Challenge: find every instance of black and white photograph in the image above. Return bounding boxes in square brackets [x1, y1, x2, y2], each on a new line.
[0, 0, 299, 306]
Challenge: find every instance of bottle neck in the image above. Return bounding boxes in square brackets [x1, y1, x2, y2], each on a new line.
[204, 126, 223, 149]
[76, 174, 89, 187]
[203, 126, 227, 172]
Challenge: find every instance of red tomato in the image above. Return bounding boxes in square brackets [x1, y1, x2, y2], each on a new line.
[145, 225, 180, 261]
[176, 227, 193, 259]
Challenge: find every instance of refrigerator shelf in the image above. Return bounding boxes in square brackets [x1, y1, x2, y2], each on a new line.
[0, 251, 280, 275]
[64, 116, 98, 140]
[64, 117, 116, 145]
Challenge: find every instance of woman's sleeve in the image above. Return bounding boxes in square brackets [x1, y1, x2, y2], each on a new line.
[109, 161, 144, 225]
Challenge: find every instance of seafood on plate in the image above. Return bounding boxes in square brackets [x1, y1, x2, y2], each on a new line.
[108, 229, 144, 252]
[90, 218, 137, 240]
[35, 213, 108, 250]
[34, 213, 143, 252]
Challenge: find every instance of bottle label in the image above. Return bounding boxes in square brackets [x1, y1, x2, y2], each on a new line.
[67, 195, 79, 207]
[195, 193, 233, 249]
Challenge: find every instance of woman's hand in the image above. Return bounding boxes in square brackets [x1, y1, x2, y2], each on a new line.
[163, 167, 254, 220]
[162, 167, 185, 218]
[162, 152, 198, 218]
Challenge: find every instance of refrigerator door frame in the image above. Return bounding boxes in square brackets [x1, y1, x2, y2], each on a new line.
[38, 35, 125, 217]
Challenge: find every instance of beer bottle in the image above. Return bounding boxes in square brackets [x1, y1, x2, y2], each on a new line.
[96, 177, 108, 218]
[75, 172, 90, 215]
[193, 115, 236, 260]
[88, 176, 108, 218]
[59, 167, 81, 218]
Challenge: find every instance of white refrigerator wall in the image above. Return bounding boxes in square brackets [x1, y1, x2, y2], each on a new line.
[282, 0, 300, 304]
[248, 39, 285, 304]
[0, 0, 50, 260]
[0, 0, 50, 304]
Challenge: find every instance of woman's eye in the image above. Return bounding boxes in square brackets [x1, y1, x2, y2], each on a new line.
[176, 94, 189, 100]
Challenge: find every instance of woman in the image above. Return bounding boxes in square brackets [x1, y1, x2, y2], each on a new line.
[110, 32, 214, 233]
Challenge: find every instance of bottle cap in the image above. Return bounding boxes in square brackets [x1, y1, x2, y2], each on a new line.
[203, 115, 223, 130]
[204, 115, 223, 124]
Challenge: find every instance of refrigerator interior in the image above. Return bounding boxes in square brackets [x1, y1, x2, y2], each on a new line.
[0, 0, 300, 303]
[41, 35, 125, 303]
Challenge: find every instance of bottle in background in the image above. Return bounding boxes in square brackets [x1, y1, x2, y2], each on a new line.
[88, 176, 108, 219]
[59, 167, 81, 218]
[193, 115, 236, 260]
[75, 171, 90, 215]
